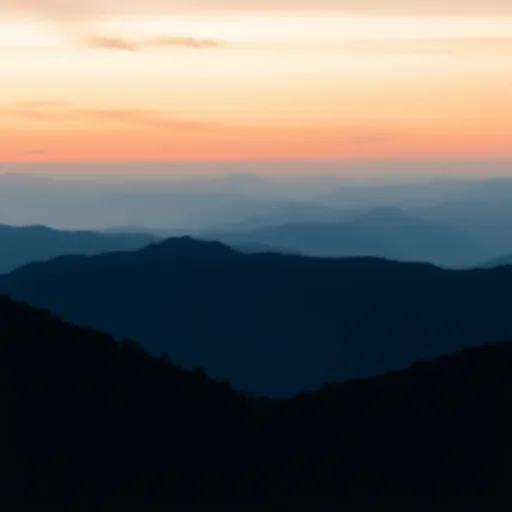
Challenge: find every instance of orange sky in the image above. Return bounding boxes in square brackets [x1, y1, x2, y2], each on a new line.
[0, 3, 511, 165]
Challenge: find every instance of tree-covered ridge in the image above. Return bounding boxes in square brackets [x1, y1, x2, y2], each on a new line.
[1, 294, 510, 509]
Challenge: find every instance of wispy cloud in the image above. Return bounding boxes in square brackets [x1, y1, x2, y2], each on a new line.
[18, 148, 48, 156]
[2, 102, 212, 131]
[16, 100, 72, 108]
[147, 35, 222, 49]
[85, 36, 138, 52]
[76, 108, 209, 130]
[85, 34, 224, 51]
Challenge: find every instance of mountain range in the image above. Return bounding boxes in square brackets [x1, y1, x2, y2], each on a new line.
[5, 172, 512, 245]
[203, 206, 491, 267]
[0, 224, 300, 273]
[2, 236, 512, 396]
[5, 171, 512, 267]
[0, 224, 157, 273]
[1, 294, 509, 508]
[102, 205, 510, 267]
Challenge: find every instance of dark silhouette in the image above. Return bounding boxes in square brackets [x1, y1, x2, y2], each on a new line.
[0, 224, 157, 273]
[2, 236, 512, 396]
[0, 223, 291, 273]
[232, 242, 300, 255]
[1, 294, 509, 509]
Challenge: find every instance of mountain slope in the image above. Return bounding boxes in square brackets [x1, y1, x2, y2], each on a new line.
[1, 237, 512, 397]
[1, 294, 510, 508]
[204, 207, 488, 267]
[0, 224, 157, 273]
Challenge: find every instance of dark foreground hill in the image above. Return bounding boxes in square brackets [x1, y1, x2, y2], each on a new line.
[2, 237, 512, 397]
[0, 224, 157, 273]
[1, 295, 510, 509]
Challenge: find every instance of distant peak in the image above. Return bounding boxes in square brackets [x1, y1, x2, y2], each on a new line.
[142, 236, 240, 260]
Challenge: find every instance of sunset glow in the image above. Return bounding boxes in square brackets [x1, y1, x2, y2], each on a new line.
[1, 2, 511, 169]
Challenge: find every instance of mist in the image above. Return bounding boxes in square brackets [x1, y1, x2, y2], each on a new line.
[1, 160, 511, 230]
[0, 159, 511, 268]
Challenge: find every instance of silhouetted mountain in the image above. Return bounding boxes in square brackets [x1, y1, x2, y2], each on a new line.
[205, 207, 488, 267]
[1, 294, 509, 508]
[2, 237, 512, 397]
[102, 225, 173, 235]
[0, 224, 157, 273]
[232, 243, 300, 255]
[102, 227, 297, 255]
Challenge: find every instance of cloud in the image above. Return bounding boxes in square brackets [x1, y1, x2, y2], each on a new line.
[76, 109, 209, 130]
[86, 36, 139, 52]
[2, 102, 212, 131]
[18, 148, 48, 156]
[85, 35, 223, 52]
[148, 36, 222, 49]
[3, 107, 54, 121]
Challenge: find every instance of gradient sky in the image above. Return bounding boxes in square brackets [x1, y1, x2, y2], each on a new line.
[0, 1, 511, 172]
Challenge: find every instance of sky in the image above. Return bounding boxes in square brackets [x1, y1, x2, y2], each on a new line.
[0, 1, 511, 177]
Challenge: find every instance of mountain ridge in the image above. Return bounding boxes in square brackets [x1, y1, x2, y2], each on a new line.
[0, 224, 158, 273]
[1, 293, 509, 507]
[1, 237, 512, 396]
[203, 207, 488, 267]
